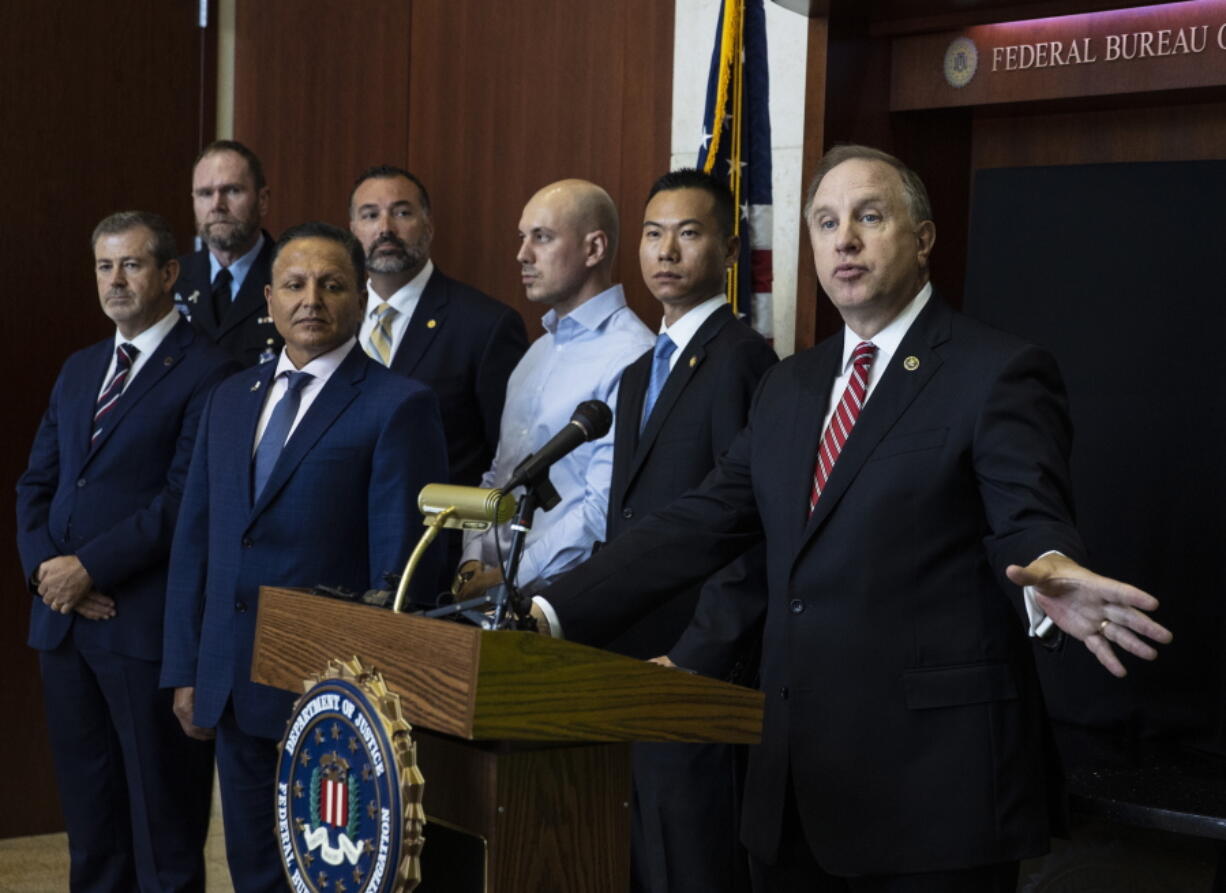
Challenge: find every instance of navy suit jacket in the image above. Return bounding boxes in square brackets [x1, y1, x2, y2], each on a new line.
[174, 230, 282, 368]
[603, 304, 776, 660]
[546, 297, 1086, 874]
[160, 345, 447, 740]
[385, 268, 526, 486]
[16, 318, 237, 660]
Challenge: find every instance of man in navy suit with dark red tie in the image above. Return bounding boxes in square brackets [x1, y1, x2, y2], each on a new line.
[17, 210, 237, 892]
[538, 146, 1174, 892]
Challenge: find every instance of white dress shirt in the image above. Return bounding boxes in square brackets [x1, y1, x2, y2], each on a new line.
[252, 338, 357, 452]
[358, 260, 435, 362]
[657, 294, 728, 370]
[96, 308, 182, 400]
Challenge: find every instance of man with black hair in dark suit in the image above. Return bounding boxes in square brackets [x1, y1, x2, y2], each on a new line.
[17, 210, 237, 892]
[536, 146, 1174, 892]
[348, 164, 527, 489]
[175, 139, 283, 367]
[607, 168, 777, 893]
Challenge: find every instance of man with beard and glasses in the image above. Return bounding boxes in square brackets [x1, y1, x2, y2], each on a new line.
[348, 164, 527, 489]
[175, 139, 282, 367]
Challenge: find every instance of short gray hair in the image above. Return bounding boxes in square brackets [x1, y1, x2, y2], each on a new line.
[803, 144, 933, 227]
[91, 211, 178, 267]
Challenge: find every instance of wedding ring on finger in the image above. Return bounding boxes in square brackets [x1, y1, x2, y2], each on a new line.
[1098, 619, 1110, 634]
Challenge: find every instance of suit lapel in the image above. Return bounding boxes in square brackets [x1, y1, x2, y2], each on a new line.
[389, 270, 447, 377]
[237, 362, 280, 509]
[217, 240, 272, 338]
[627, 306, 734, 486]
[67, 341, 116, 462]
[783, 343, 840, 560]
[86, 320, 193, 461]
[248, 348, 366, 518]
[797, 298, 950, 552]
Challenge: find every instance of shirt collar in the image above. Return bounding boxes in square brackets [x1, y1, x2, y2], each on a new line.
[840, 282, 932, 371]
[541, 284, 627, 340]
[114, 307, 180, 355]
[365, 258, 434, 317]
[273, 337, 357, 381]
[208, 231, 266, 293]
[659, 294, 726, 355]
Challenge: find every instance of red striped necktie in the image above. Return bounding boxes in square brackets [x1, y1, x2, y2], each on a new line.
[92, 342, 139, 443]
[809, 341, 877, 514]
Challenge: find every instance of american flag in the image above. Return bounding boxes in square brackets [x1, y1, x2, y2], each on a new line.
[698, 0, 774, 340]
[322, 775, 349, 827]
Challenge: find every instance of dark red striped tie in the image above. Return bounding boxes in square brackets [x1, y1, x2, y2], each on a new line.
[809, 341, 877, 514]
[92, 342, 139, 443]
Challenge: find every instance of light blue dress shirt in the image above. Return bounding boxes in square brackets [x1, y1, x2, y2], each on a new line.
[207, 231, 265, 299]
[462, 284, 654, 591]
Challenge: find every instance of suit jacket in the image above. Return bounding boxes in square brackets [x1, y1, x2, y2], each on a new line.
[174, 230, 282, 368]
[603, 304, 776, 660]
[160, 346, 448, 740]
[16, 318, 237, 660]
[546, 297, 1086, 874]
[385, 268, 527, 486]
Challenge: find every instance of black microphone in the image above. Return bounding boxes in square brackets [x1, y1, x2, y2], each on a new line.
[503, 400, 612, 493]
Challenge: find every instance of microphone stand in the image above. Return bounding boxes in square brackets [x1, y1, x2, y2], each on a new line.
[489, 487, 540, 629]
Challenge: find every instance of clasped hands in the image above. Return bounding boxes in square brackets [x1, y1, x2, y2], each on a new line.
[35, 555, 115, 621]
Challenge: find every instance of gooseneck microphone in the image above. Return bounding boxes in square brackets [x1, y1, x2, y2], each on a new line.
[502, 400, 613, 492]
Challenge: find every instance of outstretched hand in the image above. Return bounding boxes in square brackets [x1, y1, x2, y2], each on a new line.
[1006, 553, 1173, 678]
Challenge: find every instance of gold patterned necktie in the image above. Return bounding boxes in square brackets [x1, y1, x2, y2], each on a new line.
[365, 301, 398, 366]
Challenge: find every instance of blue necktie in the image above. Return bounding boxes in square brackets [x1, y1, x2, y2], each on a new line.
[253, 371, 313, 499]
[640, 333, 677, 432]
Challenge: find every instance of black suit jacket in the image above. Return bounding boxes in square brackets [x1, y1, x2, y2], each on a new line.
[174, 230, 281, 368]
[604, 304, 776, 660]
[545, 297, 1086, 874]
[384, 267, 527, 487]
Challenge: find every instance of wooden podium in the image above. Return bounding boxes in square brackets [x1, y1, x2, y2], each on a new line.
[252, 587, 764, 893]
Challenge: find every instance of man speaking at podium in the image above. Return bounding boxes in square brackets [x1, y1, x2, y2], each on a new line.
[161, 222, 447, 893]
[537, 146, 1173, 892]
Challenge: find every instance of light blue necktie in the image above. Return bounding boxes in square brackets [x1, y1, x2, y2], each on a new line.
[640, 333, 677, 432]
[253, 371, 313, 499]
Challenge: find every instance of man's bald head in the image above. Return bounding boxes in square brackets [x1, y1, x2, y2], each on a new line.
[517, 179, 620, 316]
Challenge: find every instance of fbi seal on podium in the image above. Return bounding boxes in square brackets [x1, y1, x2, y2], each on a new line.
[276, 658, 426, 893]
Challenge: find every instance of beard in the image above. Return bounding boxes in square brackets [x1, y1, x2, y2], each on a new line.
[199, 215, 258, 254]
[366, 233, 427, 275]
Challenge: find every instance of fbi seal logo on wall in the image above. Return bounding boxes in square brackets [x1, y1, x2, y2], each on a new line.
[276, 658, 425, 893]
[944, 36, 979, 88]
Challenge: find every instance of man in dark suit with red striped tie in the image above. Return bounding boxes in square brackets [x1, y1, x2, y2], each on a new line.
[537, 146, 1173, 892]
[17, 211, 237, 892]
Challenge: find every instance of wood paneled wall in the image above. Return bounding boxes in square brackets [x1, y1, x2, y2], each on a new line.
[233, 0, 674, 333]
[0, 0, 210, 838]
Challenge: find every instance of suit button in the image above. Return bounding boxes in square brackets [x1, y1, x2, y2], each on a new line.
[789, 598, 804, 614]
[622, 507, 633, 520]
[779, 686, 789, 700]
[235, 601, 247, 613]
[76, 478, 86, 488]
[241, 537, 253, 548]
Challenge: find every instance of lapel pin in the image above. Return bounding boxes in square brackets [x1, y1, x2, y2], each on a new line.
[903, 355, 920, 371]
[426, 319, 437, 329]
[163, 356, 175, 366]
[250, 381, 262, 392]
[258, 316, 273, 325]
[186, 290, 199, 304]
[688, 356, 697, 368]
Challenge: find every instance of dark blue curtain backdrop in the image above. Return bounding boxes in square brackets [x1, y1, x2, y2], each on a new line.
[964, 161, 1225, 743]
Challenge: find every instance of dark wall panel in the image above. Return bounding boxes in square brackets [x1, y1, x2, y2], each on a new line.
[234, 0, 413, 235]
[406, 0, 674, 331]
[0, 0, 208, 838]
[234, 0, 673, 334]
